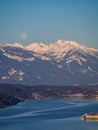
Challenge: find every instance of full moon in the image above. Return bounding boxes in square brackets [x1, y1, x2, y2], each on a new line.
[20, 32, 27, 39]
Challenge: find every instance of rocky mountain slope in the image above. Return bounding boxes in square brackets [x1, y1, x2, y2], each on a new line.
[0, 40, 98, 85]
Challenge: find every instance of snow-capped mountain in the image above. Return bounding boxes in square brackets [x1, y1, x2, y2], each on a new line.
[0, 40, 98, 86]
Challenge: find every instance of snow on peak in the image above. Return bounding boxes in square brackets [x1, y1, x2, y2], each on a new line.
[23, 40, 98, 60]
[12, 43, 23, 48]
[26, 42, 46, 48]
[26, 42, 47, 53]
[1, 40, 98, 61]
[53, 40, 83, 48]
[0, 42, 23, 48]
[56, 39, 65, 44]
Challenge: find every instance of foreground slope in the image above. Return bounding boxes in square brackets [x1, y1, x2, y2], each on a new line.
[0, 83, 98, 108]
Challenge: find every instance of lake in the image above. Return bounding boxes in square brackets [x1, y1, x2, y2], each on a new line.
[0, 99, 98, 130]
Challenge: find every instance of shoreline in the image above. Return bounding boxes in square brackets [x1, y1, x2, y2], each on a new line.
[0, 83, 98, 108]
[0, 97, 98, 109]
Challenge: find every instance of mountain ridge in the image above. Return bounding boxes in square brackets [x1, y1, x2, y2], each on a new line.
[0, 40, 98, 86]
[0, 40, 98, 52]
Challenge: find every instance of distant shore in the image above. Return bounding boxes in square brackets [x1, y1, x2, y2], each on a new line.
[0, 83, 98, 108]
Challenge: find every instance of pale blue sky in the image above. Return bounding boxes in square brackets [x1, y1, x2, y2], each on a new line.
[0, 0, 98, 48]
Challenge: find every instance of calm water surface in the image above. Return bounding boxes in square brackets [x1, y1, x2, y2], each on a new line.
[0, 99, 98, 130]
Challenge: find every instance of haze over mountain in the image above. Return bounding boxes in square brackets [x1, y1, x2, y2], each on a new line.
[0, 40, 98, 86]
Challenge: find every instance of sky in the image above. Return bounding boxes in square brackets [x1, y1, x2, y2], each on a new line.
[0, 0, 98, 49]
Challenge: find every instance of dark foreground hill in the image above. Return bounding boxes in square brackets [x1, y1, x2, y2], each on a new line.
[0, 83, 98, 108]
